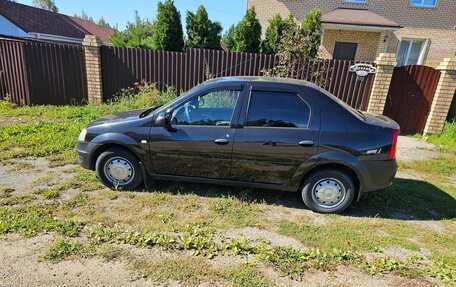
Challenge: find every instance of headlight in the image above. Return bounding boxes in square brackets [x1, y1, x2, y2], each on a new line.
[78, 128, 87, 142]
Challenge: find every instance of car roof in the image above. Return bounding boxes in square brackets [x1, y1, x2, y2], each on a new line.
[205, 76, 322, 90]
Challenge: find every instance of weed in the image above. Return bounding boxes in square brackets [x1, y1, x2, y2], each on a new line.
[44, 239, 81, 263]
[227, 263, 272, 287]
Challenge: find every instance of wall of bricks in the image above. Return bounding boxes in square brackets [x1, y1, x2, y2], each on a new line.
[248, 0, 456, 63]
[248, 0, 456, 30]
[424, 57, 456, 134]
[82, 35, 103, 104]
[321, 29, 381, 62]
[367, 53, 397, 114]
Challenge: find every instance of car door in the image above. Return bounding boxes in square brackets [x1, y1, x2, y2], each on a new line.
[148, 86, 244, 179]
[231, 85, 320, 185]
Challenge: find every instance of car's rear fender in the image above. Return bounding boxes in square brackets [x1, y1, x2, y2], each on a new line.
[289, 150, 369, 195]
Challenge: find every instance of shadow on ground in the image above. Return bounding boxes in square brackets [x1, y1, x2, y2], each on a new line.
[142, 178, 456, 221]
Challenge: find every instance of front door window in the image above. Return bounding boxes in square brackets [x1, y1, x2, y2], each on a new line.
[397, 39, 424, 66]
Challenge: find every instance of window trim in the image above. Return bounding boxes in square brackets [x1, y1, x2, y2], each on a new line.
[342, 0, 367, 3]
[410, 0, 436, 7]
[171, 89, 242, 128]
[244, 90, 312, 130]
[396, 38, 425, 66]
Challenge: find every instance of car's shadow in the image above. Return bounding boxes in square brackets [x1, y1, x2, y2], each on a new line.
[140, 178, 456, 221]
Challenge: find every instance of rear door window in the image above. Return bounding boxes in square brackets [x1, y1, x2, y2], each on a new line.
[245, 91, 311, 128]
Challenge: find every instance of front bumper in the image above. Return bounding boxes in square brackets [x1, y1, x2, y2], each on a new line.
[76, 141, 100, 170]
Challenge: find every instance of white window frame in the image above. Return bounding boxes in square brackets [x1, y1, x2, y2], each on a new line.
[396, 38, 426, 66]
[343, 0, 367, 3]
[411, 0, 437, 7]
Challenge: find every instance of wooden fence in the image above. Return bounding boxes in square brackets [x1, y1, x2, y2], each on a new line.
[0, 38, 87, 105]
[101, 46, 375, 110]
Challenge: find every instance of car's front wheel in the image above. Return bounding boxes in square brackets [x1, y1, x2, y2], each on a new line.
[301, 169, 355, 213]
[95, 147, 143, 190]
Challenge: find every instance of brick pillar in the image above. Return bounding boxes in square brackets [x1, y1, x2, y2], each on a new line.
[82, 35, 103, 103]
[367, 53, 396, 114]
[423, 57, 456, 134]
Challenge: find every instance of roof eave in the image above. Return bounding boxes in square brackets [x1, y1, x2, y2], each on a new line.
[322, 22, 402, 32]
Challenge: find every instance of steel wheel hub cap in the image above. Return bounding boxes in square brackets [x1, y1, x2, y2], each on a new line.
[104, 157, 134, 185]
[312, 178, 346, 208]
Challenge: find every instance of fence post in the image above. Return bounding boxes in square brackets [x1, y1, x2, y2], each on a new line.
[82, 35, 103, 103]
[423, 57, 456, 134]
[367, 53, 396, 114]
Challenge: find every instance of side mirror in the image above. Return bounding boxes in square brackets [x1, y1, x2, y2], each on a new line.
[155, 109, 175, 131]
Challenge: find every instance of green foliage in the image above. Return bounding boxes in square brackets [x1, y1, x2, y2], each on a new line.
[274, 15, 308, 77]
[301, 8, 322, 58]
[32, 0, 58, 12]
[110, 11, 154, 49]
[44, 239, 80, 263]
[261, 14, 287, 55]
[222, 25, 236, 51]
[152, 0, 184, 51]
[428, 121, 456, 154]
[224, 7, 261, 53]
[228, 263, 271, 287]
[97, 17, 110, 28]
[186, 6, 222, 49]
[0, 206, 82, 236]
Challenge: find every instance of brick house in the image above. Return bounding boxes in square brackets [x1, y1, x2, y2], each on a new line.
[0, 0, 113, 44]
[248, 0, 456, 65]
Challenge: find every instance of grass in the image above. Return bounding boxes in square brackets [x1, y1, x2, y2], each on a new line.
[0, 84, 168, 165]
[44, 239, 81, 263]
[428, 121, 456, 153]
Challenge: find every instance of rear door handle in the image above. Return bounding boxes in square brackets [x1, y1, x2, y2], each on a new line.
[214, 138, 229, 145]
[299, 140, 314, 147]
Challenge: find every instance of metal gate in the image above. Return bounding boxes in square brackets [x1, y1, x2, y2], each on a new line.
[384, 65, 441, 134]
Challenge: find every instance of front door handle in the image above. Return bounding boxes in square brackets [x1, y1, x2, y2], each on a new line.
[214, 138, 229, 145]
[299, 140, 314, 147]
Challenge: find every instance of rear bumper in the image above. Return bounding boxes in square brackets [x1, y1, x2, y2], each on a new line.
[361, 159, 398, 193]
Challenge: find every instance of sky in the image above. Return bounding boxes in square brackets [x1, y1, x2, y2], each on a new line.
[16, 0, 247, 33]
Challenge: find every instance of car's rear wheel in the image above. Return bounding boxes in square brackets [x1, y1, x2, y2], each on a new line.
[95, 147, 143, 190]
[301, 169, 355, 213]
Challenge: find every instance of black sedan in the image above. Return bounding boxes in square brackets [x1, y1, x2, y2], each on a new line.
[76, 77, 400, 213]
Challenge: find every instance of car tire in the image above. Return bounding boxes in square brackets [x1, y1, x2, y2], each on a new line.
[95, 147, 143, 190]
[301, 169, 355, 213]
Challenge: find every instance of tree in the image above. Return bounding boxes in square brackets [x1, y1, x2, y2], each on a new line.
[32, 0, 58, 12]
[152, 0, 184, 51]
[186, 5, 222, 49]
[110, 11, 154, 49]
[261, 14, 287, 55]
[225, 7, 261, 53]
[74, 9, 94, 22]
[274, 17, 309, 78]
[97, 17, 110, 28]
[222, 25, 236, 50]
[302, 8, 322, 58]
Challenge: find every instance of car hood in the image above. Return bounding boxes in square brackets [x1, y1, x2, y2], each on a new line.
[361, 111, 400, 130]
[87, 108, 148, 127]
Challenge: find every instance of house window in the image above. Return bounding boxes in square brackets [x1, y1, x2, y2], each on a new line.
[411, 0, 436, 7]
[343, 0, 367, 3]
[396, 39, 425, 66]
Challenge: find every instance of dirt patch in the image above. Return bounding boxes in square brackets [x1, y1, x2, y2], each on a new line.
[0, 158, 77, 194]
[225, 227, 304, 249]
[396, 136, 439, 163]
[0, 235, 154, 287]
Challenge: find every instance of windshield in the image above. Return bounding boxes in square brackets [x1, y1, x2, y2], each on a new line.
[153, 83, 208, 114]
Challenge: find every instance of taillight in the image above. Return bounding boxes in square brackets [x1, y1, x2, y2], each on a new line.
[389, 129, 400, 159]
